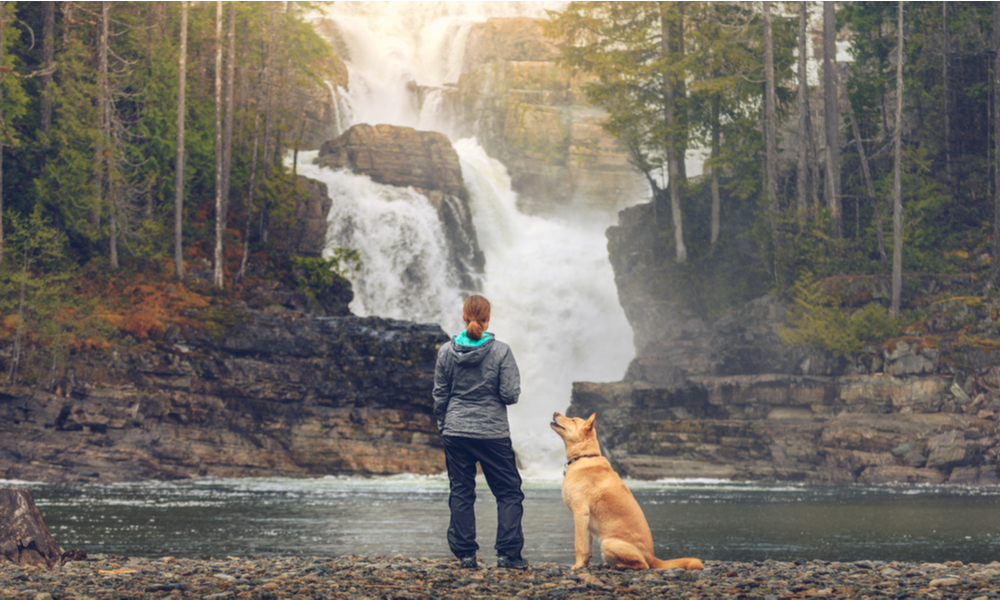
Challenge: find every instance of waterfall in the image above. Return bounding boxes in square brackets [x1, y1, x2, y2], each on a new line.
[308, 2, 633, 476]
[456, 140, 634, 474]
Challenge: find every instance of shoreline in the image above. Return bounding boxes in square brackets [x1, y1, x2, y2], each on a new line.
[3, 555, 998, 599]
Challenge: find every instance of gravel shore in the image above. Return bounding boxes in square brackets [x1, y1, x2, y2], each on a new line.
[2, 554, 999, 599]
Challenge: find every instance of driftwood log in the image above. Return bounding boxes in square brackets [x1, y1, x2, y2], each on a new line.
[0, 489, 64, 568]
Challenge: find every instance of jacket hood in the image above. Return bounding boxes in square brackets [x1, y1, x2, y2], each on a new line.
[451, 336, 495, 367]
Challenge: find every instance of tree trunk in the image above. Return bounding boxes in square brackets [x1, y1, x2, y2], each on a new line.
[40, 1, 55, 136]
[0, 0, 5, 264]
[259, 5, 276, 245]
[174, 1, 187, 280]
[212, 0, 224, 289]
[92, 4, 105, 233]
[824, 1, 842, 238]
[942, 2, 951, 190]
[992, 3, 1000, 284]
[710, 92, 721, 245]
[796, 1, 810, 220]
[838, 69, 887, 262]
[98, 1, 117, 268]
[0, 489, 63, 568]
[6, 247, 26, 383]
[236, 29, 269, 286]
[891, 1, 904, 317]
[674, 5, 688, 183]
[662, 3, 686, 262]
[221, 3, 235, 224]
[763, 1, 779, 235]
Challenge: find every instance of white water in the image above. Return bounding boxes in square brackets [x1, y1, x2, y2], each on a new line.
[308, 2, 634, 475]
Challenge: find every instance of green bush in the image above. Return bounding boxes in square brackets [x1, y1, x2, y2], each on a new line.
[289, 249, 360, 301]
[779, 272, 901, 357]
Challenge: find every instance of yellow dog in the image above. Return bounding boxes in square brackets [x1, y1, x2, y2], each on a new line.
[550, 412, 704, 571]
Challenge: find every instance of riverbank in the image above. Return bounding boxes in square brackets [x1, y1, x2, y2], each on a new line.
[2, 554, 997, 599]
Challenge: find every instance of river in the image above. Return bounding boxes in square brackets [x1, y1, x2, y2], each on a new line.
[12, 477, 1000, 564]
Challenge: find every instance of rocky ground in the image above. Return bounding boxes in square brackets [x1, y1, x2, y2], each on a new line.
[2, 554, 999, 599]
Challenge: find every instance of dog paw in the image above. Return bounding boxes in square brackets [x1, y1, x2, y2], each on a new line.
[683, 558, 704, 571]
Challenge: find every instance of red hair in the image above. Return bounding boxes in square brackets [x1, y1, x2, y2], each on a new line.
[462, 295, 491, 341]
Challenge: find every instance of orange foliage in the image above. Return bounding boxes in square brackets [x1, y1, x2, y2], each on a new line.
[78, 258, 214, 344]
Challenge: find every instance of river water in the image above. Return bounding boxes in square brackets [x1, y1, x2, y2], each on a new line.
[12, 477, 1000, 564]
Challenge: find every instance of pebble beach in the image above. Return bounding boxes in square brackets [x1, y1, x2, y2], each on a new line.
[3, 555, 1000, 599]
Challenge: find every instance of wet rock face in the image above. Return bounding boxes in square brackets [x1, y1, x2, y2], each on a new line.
[269, 176, 334, 259]
[462, 16, 558, 69]
[456, 18, 648, 213]
[317, 124, 466, 200]
[0, 312, 450, 482]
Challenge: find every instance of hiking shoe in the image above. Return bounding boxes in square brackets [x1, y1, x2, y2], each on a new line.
[459, 555, 479, 569]
[497, 554, 528, 570]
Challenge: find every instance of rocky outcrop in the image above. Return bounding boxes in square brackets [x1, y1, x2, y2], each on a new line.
[569, 198, 1000, 485]
[270, 176, 334, 259]
[571, 373, 1000, 484]
[456, 17, 648, 213]
[462, 16, 558, 69]
[318, 124, 466, 200]
[0, 311, 449, 482]
[316, 123, 484, 292]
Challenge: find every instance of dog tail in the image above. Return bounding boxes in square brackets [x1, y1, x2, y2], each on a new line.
[651, 557, 704, 570]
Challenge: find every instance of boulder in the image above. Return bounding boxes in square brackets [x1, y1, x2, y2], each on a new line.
[925, 430, 972, 470]
[884, 338, 940, 376]
[317, 124, 466, 200]
[0, 489, 63, 568]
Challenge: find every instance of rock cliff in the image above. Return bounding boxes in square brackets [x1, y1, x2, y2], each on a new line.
[318, 124, 466, 200]
[0, 311, 448, 483]
[569, 200, 1000, 485]
[454, 17, 648, 213]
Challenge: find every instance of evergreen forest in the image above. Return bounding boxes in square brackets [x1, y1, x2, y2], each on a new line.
[0, 1, 338, 383]
[546, 1, 1000, 357]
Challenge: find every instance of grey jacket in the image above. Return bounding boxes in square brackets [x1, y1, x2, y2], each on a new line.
[432, 335, 520, 438]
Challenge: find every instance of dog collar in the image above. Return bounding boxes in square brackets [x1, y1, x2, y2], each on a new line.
[563, 454, 601, 476]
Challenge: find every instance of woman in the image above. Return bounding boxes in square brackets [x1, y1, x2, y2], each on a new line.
[432, 294, 527, 570]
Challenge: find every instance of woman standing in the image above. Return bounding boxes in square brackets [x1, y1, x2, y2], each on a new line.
[432, 294, 528, 570]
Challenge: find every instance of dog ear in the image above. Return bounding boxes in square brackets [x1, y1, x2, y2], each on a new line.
[584, 413, 596, 430]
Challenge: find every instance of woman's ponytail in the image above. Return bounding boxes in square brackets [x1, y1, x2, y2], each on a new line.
[462, 295, 491, 341]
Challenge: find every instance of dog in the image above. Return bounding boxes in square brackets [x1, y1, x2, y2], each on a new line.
[550, 411, 704, 571]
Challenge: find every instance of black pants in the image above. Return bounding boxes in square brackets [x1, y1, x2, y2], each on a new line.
[442, 435, 525, 559]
